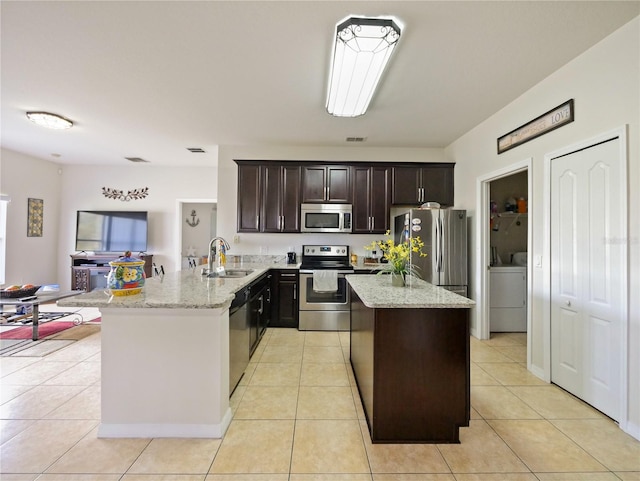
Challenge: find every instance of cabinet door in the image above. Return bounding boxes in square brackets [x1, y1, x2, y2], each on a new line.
[280, 166, 301, 232]
[351, 166, 373, 233]
[72, 267, 89, 291]
[352, 166, 390, 233]
[237, 164, 261, 232]
[261, 165, 301, 233]
[302, 166, 351, 203]
[262, 165, 284, 232]
[421, 165, 454, 206]
[326, 166, 351, 203]
[301, 166, 327, 202]
[369, 166, 391, 233]
[270, 271, 299, 328]
[391, 166, 421, 205]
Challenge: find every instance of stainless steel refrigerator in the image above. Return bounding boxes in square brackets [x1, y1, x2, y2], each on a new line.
[394, 208, 468, 297]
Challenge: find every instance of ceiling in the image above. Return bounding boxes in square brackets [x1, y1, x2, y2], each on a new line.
[1, 1, 638, 167]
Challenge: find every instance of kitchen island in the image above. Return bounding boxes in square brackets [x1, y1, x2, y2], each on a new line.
[58, 264, 291, 439]
[346, 274, 475, 443]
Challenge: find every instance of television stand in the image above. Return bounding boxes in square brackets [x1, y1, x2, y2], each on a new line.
[70, 253, 153, 292]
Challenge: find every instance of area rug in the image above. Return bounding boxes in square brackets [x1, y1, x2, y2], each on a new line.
[0, 321, 77, 340]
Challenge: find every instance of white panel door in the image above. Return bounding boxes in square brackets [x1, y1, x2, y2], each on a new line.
[551, 138, 623, 420]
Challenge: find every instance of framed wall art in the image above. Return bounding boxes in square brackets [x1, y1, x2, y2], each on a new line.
[497, 99, 574, 154]
[27, 198, 44, 237]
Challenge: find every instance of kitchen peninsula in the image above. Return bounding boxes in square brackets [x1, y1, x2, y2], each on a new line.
[58, 265, 286, 439]
[346, 274, 475, 443]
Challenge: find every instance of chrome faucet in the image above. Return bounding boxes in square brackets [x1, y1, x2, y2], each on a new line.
[207, 237, 231, 273]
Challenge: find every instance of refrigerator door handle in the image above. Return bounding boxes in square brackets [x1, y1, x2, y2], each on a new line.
[435, 217, 441, 272]
[438, 217, 444, 272]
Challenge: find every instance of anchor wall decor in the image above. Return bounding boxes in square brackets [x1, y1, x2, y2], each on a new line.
[186, 209, 200, 227]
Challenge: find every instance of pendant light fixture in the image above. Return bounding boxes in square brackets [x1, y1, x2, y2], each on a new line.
[326, 16, 402, 117]
[26, 111, 73, 129]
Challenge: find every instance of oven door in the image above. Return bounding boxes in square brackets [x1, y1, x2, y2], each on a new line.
[299, 272, 350, 311]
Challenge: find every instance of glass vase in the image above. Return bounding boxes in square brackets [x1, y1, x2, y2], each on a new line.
[391, 272, 405, 287]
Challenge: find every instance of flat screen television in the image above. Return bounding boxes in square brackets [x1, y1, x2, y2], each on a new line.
[75, 210, 148, 253]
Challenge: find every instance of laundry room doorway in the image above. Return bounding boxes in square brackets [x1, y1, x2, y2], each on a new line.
[476, 159, 532, 358]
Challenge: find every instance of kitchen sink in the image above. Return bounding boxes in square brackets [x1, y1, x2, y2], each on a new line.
[207, 268, 254, 278]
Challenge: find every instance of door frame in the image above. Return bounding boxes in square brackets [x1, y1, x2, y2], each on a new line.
[543, 125, 628, 431]
[475, 159, 532, 354]
[175, 198, 217, 271]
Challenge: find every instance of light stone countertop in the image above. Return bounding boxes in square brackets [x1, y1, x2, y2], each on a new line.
[58, 262, 300, 310]
[346, 274, 475, 309]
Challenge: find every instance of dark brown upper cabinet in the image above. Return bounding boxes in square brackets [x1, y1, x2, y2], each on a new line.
[237, 163, 262, 232]
[236, 160, 454, 233]
[301, 165, 351, 203]
[352, 166, 391, 234]
[391, 164, 454, 206]
[262, 165, 301, 233]
[237, 161, 301, 233]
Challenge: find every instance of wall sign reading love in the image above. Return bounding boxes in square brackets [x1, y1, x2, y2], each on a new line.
[497, 99, 574, 154]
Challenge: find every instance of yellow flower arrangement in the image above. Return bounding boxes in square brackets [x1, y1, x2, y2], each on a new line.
[365, 231, 427, 279]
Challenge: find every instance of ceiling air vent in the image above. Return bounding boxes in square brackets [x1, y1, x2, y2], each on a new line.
[125, 157, 149, 163]
[346, 137, 367, 142]
[187, 147, 206, 153]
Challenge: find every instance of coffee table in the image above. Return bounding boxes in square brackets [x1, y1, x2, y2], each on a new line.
[0, 291, 82, 340]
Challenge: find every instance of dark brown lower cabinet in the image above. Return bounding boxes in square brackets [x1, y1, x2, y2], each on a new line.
[350, 288, 470, 443]
[270, 270, 299, 328]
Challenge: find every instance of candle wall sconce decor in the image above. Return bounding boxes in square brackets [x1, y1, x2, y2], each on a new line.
[27, 198, 44, 237]
[102, 187, 149, 201]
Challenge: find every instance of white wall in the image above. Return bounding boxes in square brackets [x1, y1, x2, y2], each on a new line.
[55, 164, 217, 288]
[0, 153, 217, 290]
[216, 145, 450, 261]
[0, 148, 62, 286]
[446, 17, 639, 437]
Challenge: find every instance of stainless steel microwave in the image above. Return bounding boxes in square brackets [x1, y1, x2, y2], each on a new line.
[300, 204, 352, 233]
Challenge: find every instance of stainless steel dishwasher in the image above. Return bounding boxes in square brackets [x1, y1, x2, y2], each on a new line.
[229, 286, 250, 394]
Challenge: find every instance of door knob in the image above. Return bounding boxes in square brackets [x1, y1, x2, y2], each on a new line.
[565, 300, 571, 307]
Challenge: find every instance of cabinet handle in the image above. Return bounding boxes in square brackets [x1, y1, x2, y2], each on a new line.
[256, 215, 260, 229]
[281, 215, 285, 231]
[282, 273, 296, 277]
[325, 186, 329, 200]
[293, 284, 297, 300]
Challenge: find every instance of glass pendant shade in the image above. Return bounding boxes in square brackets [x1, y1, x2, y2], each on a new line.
[326, 17, 401, 117]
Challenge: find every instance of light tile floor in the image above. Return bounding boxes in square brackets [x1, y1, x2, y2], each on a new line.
[1, 324, 639, 481]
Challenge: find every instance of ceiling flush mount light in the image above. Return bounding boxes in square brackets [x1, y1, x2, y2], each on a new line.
[26, 111, 73, 129]
[326, 16, 402, 117]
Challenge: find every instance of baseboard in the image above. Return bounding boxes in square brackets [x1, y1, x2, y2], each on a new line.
[97, 407, 233, 438]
